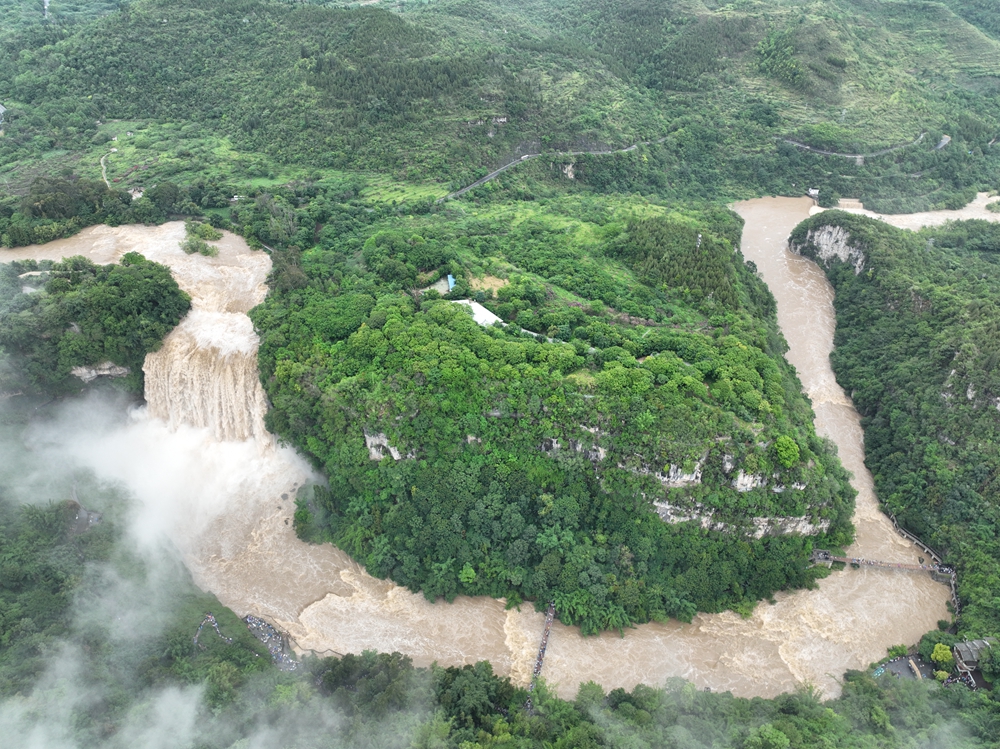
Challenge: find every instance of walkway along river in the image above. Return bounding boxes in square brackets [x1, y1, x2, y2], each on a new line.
[8, 195, 997, 698]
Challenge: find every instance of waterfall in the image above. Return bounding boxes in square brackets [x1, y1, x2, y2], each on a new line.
[144, 309, 270, 443]
[109, 223, 276, 444]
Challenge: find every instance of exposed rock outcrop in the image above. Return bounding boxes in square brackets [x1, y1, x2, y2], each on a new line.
[622, 453, 707, 489]
[733, 470, 766, 492]
[540, 437, 607, 463]
[71, 361, 130, 383]
[791, 225, 866, 274]
[365, 431, 412, 461]
[652, 498, 829, 538]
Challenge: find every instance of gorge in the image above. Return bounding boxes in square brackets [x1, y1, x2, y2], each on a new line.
[8, 194, 998, 698]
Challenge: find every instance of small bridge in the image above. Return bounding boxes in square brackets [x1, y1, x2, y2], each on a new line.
[524, 601, 556, 712]
[811, 549, 950, 574]
[811, 550, 960, 613]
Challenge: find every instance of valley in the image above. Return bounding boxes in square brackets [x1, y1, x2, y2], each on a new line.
[6, 197, 974, 699]
[3, 0, 1000, 745]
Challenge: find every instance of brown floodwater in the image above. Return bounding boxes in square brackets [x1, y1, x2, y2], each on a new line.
[3, 199, 967, 699]
[821, 191, 1000, 230]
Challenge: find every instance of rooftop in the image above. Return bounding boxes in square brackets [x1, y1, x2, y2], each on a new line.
[954, 637, 997, 667]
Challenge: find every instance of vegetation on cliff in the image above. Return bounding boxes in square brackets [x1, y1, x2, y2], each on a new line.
[251, 192, 855, 631]
[790, 211, 1000, 636]
[0, 252, 190, 394]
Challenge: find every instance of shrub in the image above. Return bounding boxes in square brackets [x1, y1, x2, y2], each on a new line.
[180, 237, 218, 256]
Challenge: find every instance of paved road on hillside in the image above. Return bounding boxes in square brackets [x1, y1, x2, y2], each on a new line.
[438, 137, 667, 202]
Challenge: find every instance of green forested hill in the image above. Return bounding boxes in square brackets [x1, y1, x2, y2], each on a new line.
[941, 0, 1000, 40]
[0, 0, 118, 38]
[790, 212, 1000, 636]
[0, 0, 998, 211]
[250, 190, 855, 631]
[0, 0, 671, 191]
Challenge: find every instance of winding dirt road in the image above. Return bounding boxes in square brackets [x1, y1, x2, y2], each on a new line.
[100, 151, 113, 188]
[778, 132, 926, 160]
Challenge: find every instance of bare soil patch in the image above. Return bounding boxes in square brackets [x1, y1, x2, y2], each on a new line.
[470, 274, 508, 293]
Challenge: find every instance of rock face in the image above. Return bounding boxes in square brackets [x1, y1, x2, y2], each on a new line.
[71, 362, 130, 383]
[751, 515, 830, 538]
[619, 454, 706, 489]
[791, 225, 866, 274]
[733, 470, 766, 492]
[365, 431, 404, 461]
[652, 498, 829, 539]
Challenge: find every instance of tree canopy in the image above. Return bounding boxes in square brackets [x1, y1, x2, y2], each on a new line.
[0, 252, 190, 394]
[252, 193, 855, 632]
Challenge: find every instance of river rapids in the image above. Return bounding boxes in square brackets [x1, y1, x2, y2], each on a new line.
[7, 194, 996, 698]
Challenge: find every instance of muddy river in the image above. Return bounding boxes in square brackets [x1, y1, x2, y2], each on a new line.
[7, 193, 995, 699]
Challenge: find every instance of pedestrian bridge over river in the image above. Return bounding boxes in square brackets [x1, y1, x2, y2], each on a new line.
[811, 550, 952, 575]
[811, 550, 960, 613]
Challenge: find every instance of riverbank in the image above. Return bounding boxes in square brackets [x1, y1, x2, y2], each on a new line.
[812, 191, 1000, 229]
[1, 205, 954, 700]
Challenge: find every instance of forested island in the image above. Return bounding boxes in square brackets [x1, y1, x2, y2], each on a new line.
[2, 0, 1000, 745]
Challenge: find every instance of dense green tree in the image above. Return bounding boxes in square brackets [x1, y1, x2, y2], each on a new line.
[252, 194, 855, 632]
[0, 252, 190, 393]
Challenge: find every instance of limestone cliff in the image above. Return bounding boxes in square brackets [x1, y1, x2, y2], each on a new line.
[790, 224, 866, 274]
